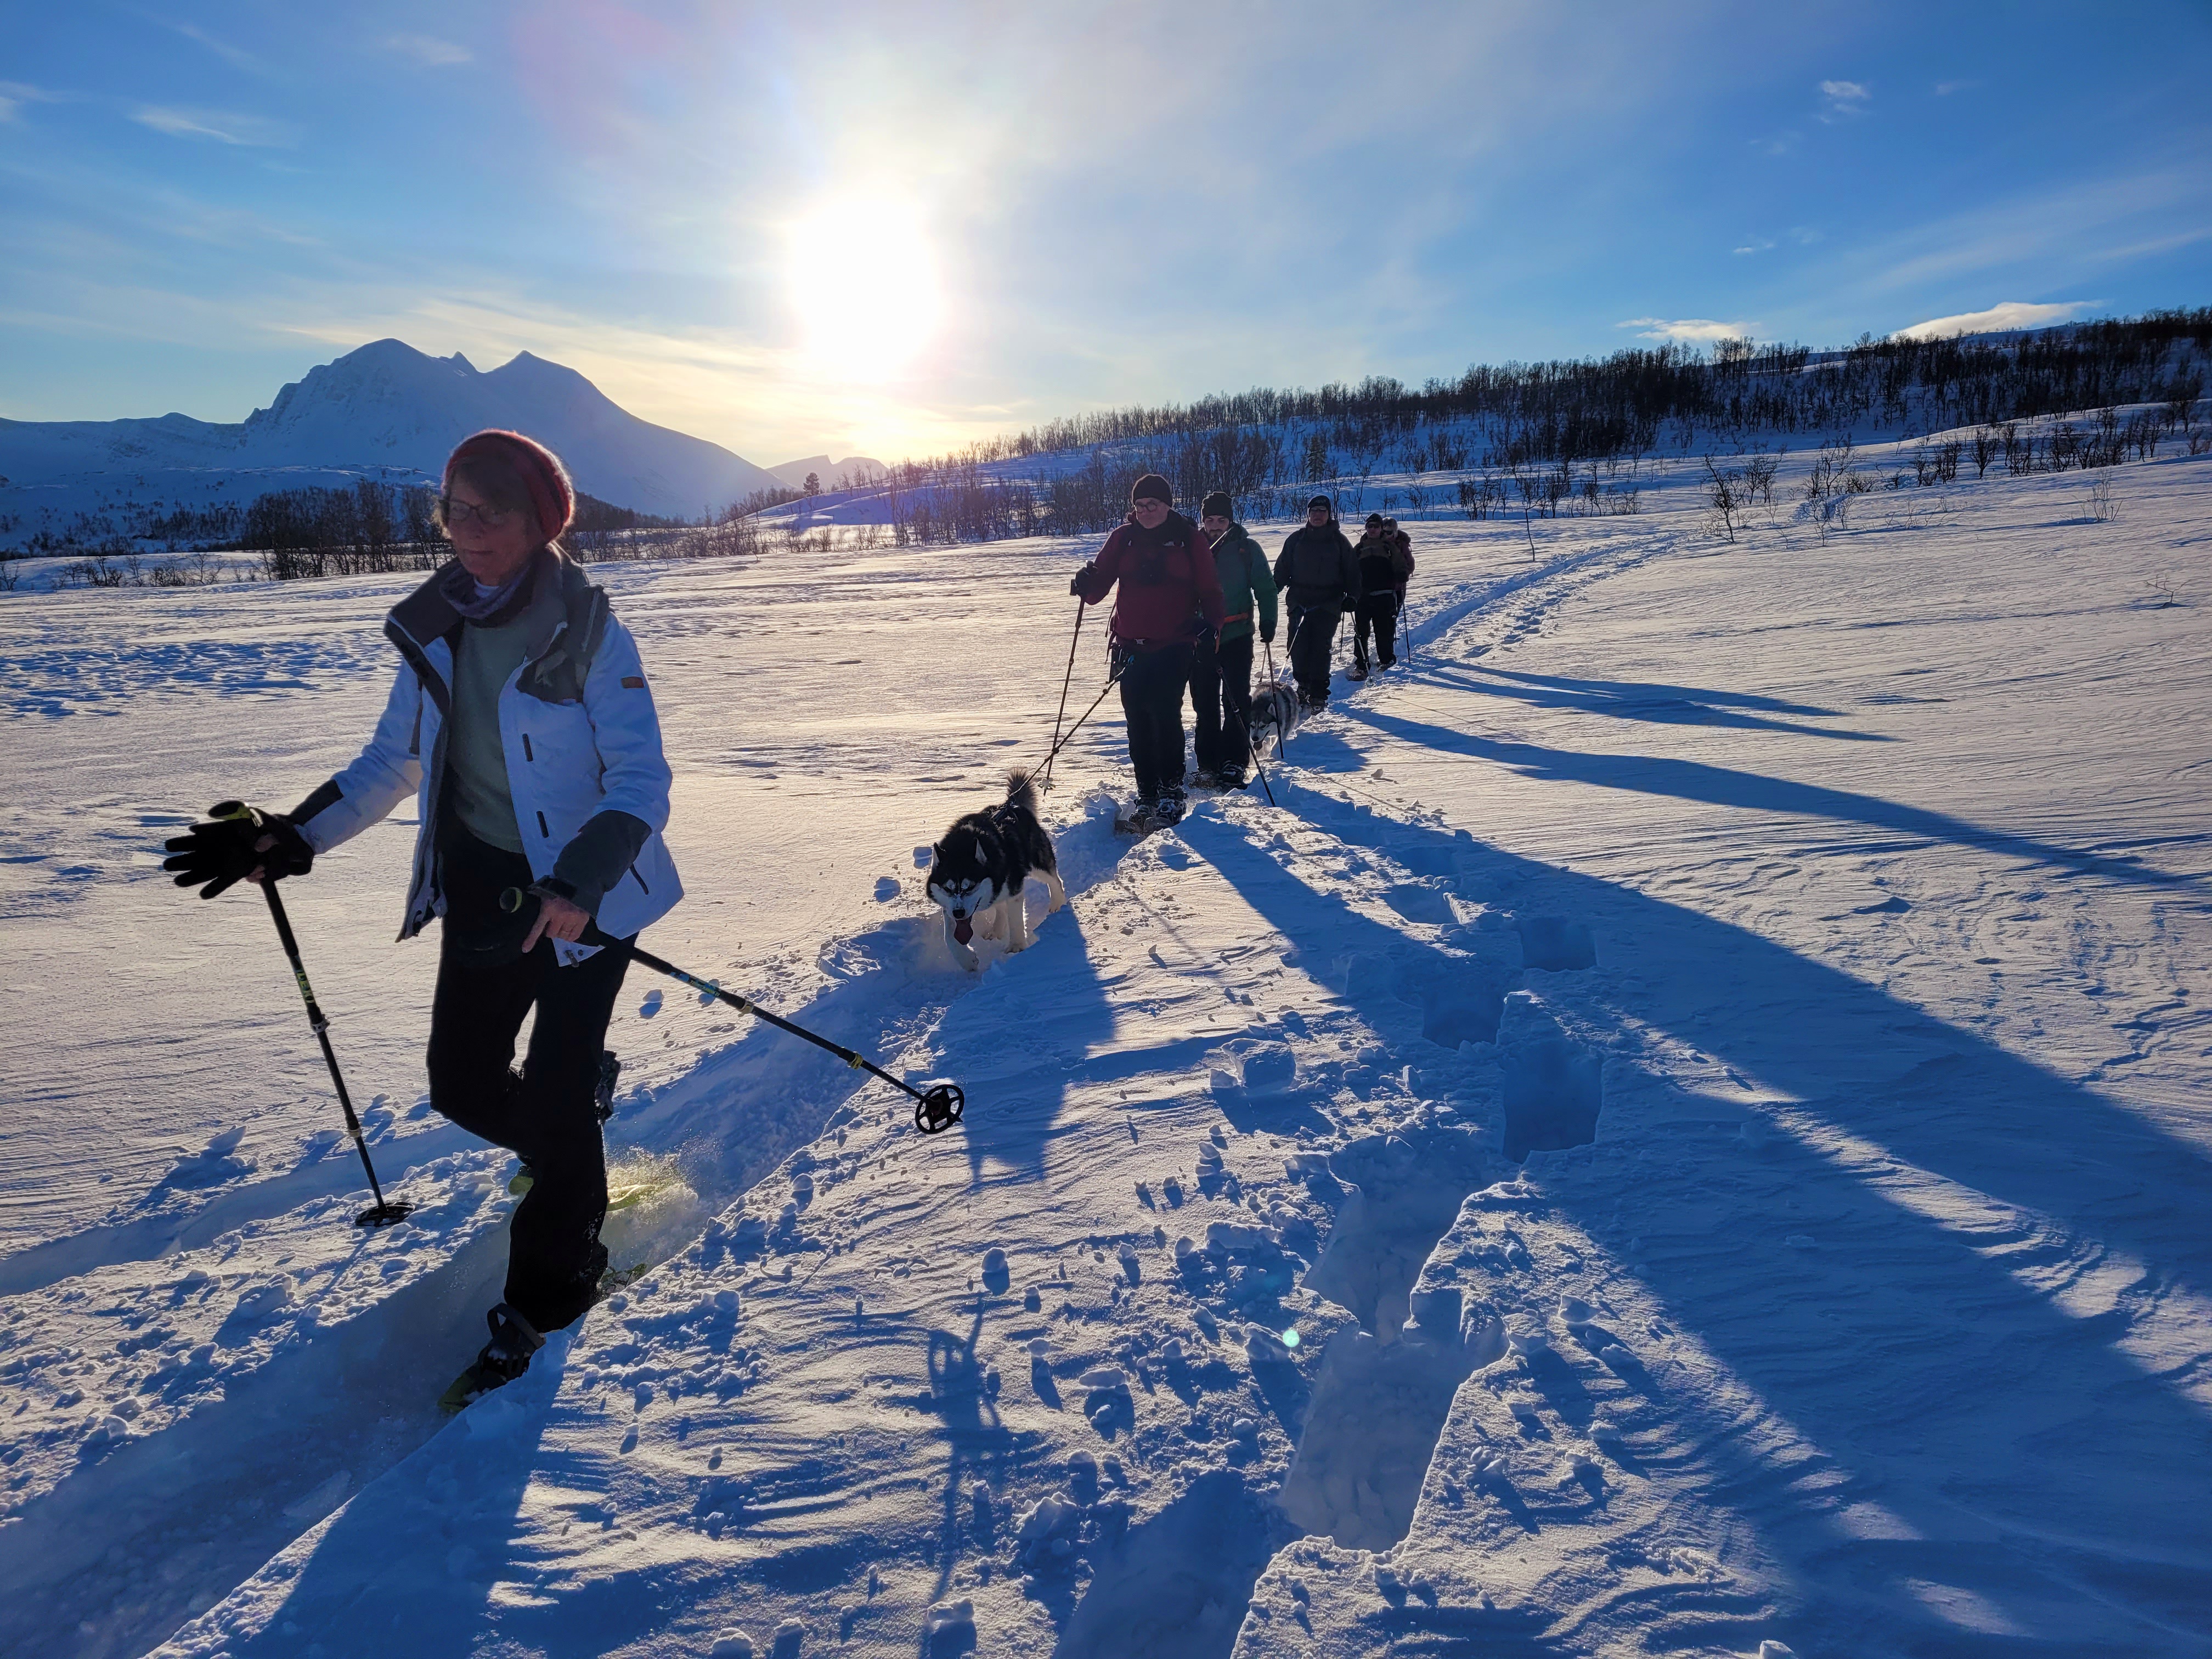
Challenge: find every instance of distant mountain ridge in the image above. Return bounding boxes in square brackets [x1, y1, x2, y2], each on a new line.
[766, 454, 887, 491]
[0, 340, 782, 521]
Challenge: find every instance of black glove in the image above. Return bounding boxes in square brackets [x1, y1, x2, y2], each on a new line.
[162, 801, 314, 900]
[1260, 624, 1276, 645]
[1069, 561, 1097, 598]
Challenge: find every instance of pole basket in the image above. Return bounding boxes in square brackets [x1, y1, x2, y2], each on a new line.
[356, 1200, 415, 1229]
[914, 1084, 965, 1136]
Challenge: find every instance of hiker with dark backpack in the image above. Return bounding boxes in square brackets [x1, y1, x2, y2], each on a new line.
[1350, 513, 1415, 679]
[1189, 490, 1278, 790]
[1069, 473, 1227, 830]
[1273, 494, 1359, 709]
[160, 429, 681, 1403]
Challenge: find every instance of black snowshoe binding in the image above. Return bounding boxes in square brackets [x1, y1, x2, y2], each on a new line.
[441, 1302, 546, 1412]
[1152, 789, 1187, 828]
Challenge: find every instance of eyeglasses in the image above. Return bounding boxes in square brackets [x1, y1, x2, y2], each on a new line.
[440, 495, 517, 529]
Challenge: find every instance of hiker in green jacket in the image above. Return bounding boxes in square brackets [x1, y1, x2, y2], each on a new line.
[1190, 490, 1279, 789]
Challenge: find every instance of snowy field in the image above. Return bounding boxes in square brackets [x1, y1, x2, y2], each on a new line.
[2, 438, 2208, 1658]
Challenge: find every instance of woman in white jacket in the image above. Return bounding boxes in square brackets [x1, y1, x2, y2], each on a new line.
[178, 430, 681, 1394]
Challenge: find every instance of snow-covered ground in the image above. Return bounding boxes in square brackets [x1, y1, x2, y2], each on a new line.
[2, 437, 2207, 1658]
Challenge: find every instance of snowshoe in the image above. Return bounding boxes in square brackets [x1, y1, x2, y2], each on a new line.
[1114, 798, 1159, 837]
[438, 1301, 545, 1413]
[1190, 768, 1221, 790]
[1217, 767, 1247, 792]
[605, 1166, 682, 1212]
[1152, 791, 1187, 828]
[1348, 664, 1368, 681]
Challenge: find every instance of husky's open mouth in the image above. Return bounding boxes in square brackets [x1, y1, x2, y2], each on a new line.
[953, 916, 974, 944]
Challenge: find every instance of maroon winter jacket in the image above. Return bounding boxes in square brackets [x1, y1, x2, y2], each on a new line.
[1073, 511, 1227, 648]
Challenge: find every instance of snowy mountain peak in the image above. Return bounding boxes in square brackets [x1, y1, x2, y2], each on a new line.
[1, 338, 782, 520]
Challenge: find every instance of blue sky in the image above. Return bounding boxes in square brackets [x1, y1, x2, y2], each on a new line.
[4, 1, 2209, 464]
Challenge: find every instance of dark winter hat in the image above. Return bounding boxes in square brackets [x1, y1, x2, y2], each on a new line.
[1364, 512, 1385, 528]
[1306, 494, 1333, 512]
[1130, 472, 1172, 505]
[444, 429, 575, 544]
[1200, 490, 1233, 520]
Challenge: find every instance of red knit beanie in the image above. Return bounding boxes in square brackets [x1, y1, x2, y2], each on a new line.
[443, 430, 575, 544]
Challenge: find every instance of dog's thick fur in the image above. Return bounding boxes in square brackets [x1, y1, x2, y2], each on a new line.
[926, 769, 1065, 972]
[1248, 675, 1304, 757]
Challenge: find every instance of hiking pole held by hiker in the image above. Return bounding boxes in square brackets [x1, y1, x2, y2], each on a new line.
[1040, 596, 1086, 794]
[499, 889, 965, 1135]
[161, 800, 413, 1227]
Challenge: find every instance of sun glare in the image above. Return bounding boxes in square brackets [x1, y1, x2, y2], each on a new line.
[787, 202, 943, 383]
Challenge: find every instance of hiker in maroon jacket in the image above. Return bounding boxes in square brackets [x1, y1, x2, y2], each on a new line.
[1070, 473, 1227, 828]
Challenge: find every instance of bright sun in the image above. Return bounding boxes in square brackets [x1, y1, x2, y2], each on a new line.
[787, 202, 943, 383]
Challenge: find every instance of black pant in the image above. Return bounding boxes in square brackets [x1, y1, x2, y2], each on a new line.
[1116, 642, 1192, 800]
[1286, 601, 1341, 704]
[1353, 591, 1399, 671]
[427, 826, 630, 1331]
[1189, 632, 1255, 775]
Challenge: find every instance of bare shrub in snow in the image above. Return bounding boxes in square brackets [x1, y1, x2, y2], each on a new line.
[1741, 445, 1782, 505]
[2089, 473, 2118, 522]
[1702, 454, 1747, 543]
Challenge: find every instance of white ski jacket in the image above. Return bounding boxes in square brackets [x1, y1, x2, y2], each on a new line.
[291, 550, 681, 966]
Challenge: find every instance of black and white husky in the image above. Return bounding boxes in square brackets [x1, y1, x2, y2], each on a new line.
[1248, 674, 1304, 757]
[926, 769, 1065, 972]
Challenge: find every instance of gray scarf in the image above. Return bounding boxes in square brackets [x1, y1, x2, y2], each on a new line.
[439, 551, 538, 623]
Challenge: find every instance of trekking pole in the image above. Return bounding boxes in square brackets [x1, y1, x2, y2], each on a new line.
[218, 825, 414, 1227]
[1261, 628, 1291, 759]
[1244, 724, 1279, 806]
[500, 891, 964, 1135]
[1040, 596, 1086, 794]
[1030, 653, 1131, 778]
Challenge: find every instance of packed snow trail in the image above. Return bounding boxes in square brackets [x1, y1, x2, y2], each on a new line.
[3, 441, 2209, 1657]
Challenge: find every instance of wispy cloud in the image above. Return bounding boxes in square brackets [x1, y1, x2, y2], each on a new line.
[1818, 78, 1871, 120]
[384, 35, 471, 67]
[1934, 80, 1978, 96]
[1618, 317, 1758, 343]
[131, 105, 296, 146]
[1733, 239, 1775, 256]
[1892, 300, 2098, 340]
[0, 80, 68, 121]
[159, 18, 268, 75]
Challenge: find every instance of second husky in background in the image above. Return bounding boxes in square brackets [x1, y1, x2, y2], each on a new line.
[925, 769, 1065, 971]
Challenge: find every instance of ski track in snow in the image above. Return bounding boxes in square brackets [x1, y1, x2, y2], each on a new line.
[3, 442, 2210, 1658]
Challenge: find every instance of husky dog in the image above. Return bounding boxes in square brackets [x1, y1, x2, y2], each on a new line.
[926, 769, 1065, 972]
[1247, 676, 1305, 758]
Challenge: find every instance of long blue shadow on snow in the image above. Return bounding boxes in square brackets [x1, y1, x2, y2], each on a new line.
[1423, 660, 1892, 742]
[1190, 777, 2212, 1650]
[1342, 702, 2205, 892]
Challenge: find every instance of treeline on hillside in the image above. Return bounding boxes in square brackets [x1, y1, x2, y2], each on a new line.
[222, 482, 686, 578]
[854, 309, 2210, 540]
